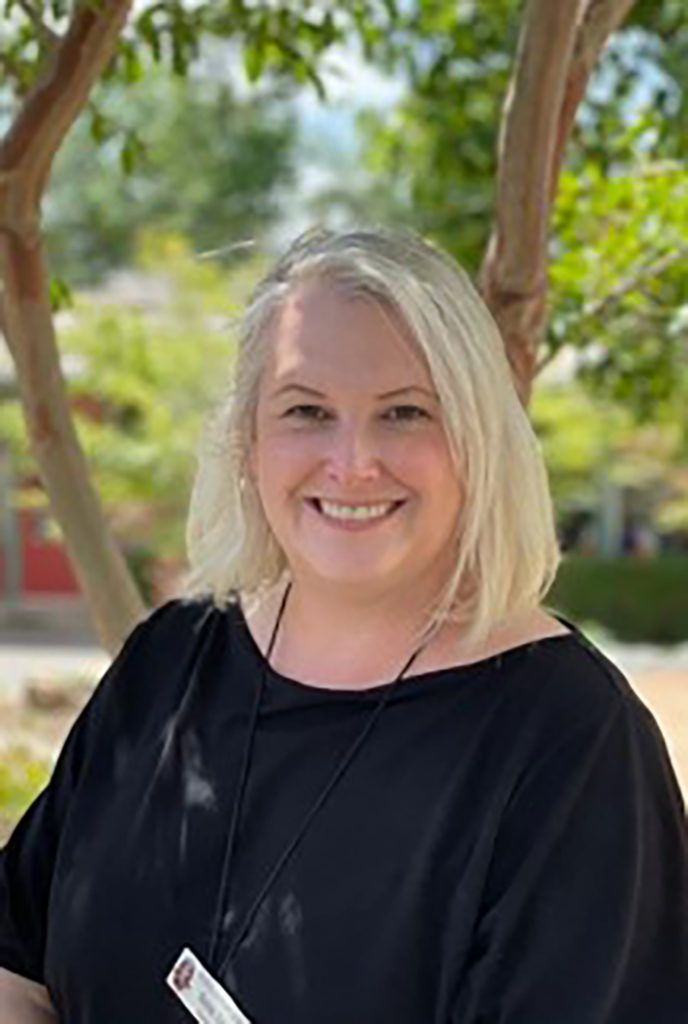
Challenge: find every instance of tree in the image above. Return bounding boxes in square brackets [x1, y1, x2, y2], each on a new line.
[0, 0, 646, 650]
[351, 1, 687, 417]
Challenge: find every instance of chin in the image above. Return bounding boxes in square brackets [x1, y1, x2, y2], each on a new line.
[299, 556, 410, 589]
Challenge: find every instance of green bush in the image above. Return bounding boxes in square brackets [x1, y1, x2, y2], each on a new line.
[0, 747, 51, 845]
[548, 555, 688, 644]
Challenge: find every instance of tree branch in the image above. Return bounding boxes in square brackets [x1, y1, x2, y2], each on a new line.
[15, 0, 61, 51]
[533, 342, 564, 379]
[0, 0, 133, 236]
[478, 0, 640, 405]
[550, 0, 638, 200]
[534, 245, 688, 376]
[479, 0, 586, 404]
[582, 247, 687, 321]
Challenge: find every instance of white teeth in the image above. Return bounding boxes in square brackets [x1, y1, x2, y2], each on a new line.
[318, 500, 396, 521]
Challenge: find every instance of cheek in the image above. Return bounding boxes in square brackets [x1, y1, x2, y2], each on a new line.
[253, 430, 316, 490]
[393, 437, 456, 482]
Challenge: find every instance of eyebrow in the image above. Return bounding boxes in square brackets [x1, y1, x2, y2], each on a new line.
[271, 383, 439, 401]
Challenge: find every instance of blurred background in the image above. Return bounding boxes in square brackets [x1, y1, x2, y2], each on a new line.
[1, 0, 687, 839]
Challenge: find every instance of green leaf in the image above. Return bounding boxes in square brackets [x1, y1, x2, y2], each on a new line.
[244, 41, 265, 82]
[90, 108, 107, 143]
[50, 277, 73, 312]
[123, 44, 145, 84]
[119, 131, 144, 175]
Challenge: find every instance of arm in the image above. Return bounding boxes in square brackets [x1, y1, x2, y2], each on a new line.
[1, 598, 208, 1009]
[0, 966, 58, 1021]
[0, 607, 168, 1004]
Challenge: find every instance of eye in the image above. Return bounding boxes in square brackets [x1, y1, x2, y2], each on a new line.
[383, 405, 430, 422]
[283, 404, 330, 421]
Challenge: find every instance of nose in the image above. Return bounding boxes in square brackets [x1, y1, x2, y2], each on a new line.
[324, 418, 382, 486]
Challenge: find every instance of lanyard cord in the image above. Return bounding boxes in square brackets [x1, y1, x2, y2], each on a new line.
[207, 634, 269, 968]
[207, 582, 430, 977]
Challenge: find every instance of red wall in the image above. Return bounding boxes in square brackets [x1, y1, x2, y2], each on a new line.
[19, 506, 80, 595]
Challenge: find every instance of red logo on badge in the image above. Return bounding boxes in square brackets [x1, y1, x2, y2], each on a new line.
[172, 958, 195, 992]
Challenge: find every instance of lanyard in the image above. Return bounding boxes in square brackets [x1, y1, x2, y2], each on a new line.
[207, 581, 429, 978]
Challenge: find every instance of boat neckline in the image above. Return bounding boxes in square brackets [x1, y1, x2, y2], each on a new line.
[231, 599, 580, 698]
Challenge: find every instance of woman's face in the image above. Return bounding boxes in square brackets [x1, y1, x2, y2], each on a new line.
[248, 279, 462, 602]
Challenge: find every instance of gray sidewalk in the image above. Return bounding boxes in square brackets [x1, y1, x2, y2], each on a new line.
[0, 600, 107, 703]
[0, 642, 109, 702]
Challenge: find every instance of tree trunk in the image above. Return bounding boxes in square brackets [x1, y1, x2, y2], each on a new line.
[480, 0, 638, 407]
[0, 0, 143, 654]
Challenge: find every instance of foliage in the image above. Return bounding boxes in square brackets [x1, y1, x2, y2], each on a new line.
[587, 0, 688, 161]
[347, 0, 687, 257]
[1, 232, 265, 557]
[45, 68, 297, 284]
[0, 0, 398, 114]
[549, 153, 688, 418]
[0, 0, 404, 290]
[62, 233, 264, 556]
[0, 746, 50, 843]
[532, 381, 688, 531]
[341, 0, 521, 273]
[549, 555, 688, 644]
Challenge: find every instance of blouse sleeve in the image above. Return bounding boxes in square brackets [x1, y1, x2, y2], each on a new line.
[453, 687, 688, 1023]
[0, 605, 175, 984]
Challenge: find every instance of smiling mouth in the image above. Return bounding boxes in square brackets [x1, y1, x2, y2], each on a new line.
[306, 498, 406, 520]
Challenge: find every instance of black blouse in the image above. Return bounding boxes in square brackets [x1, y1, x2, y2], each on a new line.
[1, 596, 687, 1022]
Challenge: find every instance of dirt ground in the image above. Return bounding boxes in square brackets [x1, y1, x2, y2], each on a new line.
[629, 669, 688, 798]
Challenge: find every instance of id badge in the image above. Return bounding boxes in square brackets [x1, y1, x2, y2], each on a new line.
[166, 947, 253, 1024]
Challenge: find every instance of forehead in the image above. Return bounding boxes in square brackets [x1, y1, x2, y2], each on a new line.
[260, 280, 432, 391]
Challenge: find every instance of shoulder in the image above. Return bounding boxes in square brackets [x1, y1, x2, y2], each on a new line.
[493, 620, 671, 789]
[119, 593, 220, 655]
[122, 590, 232, 671]
[470, 636, 688, 1024]
[530, 622, 648, 722]
[79, 595, 226, 735]
[487, 627, 686, 868]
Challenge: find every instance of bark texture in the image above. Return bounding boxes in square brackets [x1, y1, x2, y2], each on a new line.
[480, 0, 638, 407]
[0, 0, 144, 654]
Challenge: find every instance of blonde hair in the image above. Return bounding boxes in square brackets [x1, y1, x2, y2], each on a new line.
[184, 226, 561, 654]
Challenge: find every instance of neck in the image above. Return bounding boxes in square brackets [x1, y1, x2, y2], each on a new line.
[265, 573, 456, 688]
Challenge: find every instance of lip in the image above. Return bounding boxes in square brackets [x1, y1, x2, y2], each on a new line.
[308, 497, 407, 506]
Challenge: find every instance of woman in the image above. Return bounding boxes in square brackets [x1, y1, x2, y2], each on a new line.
[1, 227, 687, 1022]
